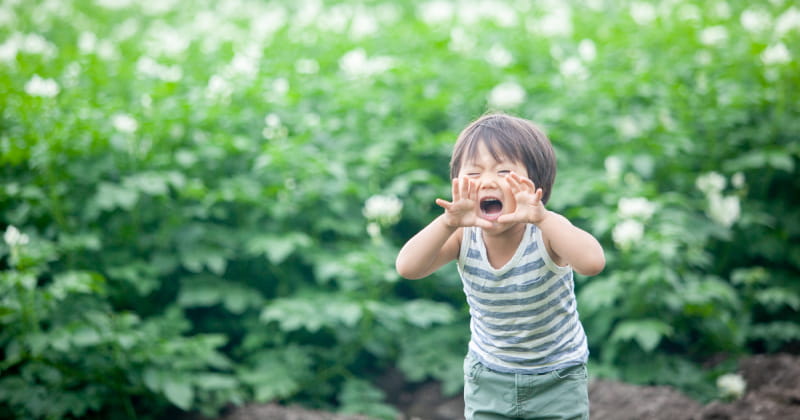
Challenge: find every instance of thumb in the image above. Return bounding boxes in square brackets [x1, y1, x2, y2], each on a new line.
[496, 213, 520, 224]
[475, 219, 494, 229]
[435, 198, 452, 210]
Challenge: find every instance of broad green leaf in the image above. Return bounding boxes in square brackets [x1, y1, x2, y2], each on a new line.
[610, 319, 673, 353]
[755, 288, 800, 312]
[71, 328, 102, 347]
[239, 347, 311, 402]
[193, 373, 238, 391]
[260, 293, 363, 332]
[402, 299, 455, 327]
[577, 277, 620, 313]
[246, 233, 311, 265]
[163, 378, 193, 411]
[93, 182, 139, 211]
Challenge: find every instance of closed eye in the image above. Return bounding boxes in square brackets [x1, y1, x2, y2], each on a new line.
[498, 170, 510, 176]
[467, 173, 480, 177]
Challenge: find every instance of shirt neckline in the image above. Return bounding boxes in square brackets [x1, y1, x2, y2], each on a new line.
[475, 224, 532, 274]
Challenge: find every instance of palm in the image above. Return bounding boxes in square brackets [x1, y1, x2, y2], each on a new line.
[498, 172, 547, 225]
[436, 177, 493, 229]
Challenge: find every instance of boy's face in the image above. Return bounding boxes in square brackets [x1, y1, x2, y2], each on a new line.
[457, 142, 528, 225]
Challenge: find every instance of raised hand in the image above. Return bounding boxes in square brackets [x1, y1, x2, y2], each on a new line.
[435, 176, 494, 229]
[496, 172, 548, 225]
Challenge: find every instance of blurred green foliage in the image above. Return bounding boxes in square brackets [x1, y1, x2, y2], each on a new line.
[1, 0, 798, 418]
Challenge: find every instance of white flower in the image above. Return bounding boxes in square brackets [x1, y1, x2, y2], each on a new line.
[776, 7, 800, 36]
[449, 27, 476, 53]
[146, 27, 189, 56]
[136, 56, 182, 82]
[482, 3, 517, 27]
[712, 2, 731, 19]
[264, 113, 281, 128]
[708, 194, 740, 228]
[250, 6, 288, 41]
[4, 225, 29, 246]
[487, 82, 526, 109]
[272, 78, 290, 96]
[605, 156, 624, 181]
[0, 7, 16, 27]
[613, 219, 644, 249]
[0, 37, 18, 63]
[339, 48, 395, 79]
[614, 115, 641, 140]
[761, 43, 791, 65]
[699, 26, 728, 46]
[740, 9, 771, 33]
[20, 33, 57, 57]
[578, 39, 597, 62]
[618, 197, 657, 220]
[112, 113, 138, 133]
[717, 373, 746, 400]
[78, 31, 97, 54]
[559, 57, 588, 80]
[96, 0, 133, 9]
[630, 2, 657, 25]
[141, 0, 178, 14]
[350, 10, 378, 39]
[696, 172, 726, 195]
[533, 9, 573, 37]
[96, 39, 118, 61]
[206, 75, 233, 101]
[731, 172, 745, 189]
[24, 74, 60, 97]
[363, 194, 403, 226]
[486, 44, 513, 68]
[295, 58, 319, 74]
[367, 222, 381, 239]
[678, 4, 701, 21]
[230, 50, 260, 79]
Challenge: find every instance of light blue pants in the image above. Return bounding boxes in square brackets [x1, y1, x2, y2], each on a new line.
[463, 353, 590, 420]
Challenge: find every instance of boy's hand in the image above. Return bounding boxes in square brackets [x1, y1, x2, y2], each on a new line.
[496, 172, 548, 225]
[435, 176, 494, 229]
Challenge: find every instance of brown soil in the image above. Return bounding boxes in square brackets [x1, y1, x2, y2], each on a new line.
[219, 354, 800, 420]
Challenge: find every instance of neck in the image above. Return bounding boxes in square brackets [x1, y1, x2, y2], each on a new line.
[481, 223, 527, 269]
[482, 222, 526, 248]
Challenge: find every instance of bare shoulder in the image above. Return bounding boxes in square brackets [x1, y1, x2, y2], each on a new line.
[539, 214, 569, 266]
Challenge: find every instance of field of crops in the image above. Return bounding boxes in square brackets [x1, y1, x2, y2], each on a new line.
[1, 0, 798, 418]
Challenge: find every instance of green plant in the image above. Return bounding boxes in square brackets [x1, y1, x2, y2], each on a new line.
[1, 0, 798, 418]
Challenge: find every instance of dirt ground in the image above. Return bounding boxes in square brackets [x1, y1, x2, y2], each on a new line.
[219, 354, 800, 420]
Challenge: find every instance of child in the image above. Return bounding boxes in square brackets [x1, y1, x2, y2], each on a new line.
[396, 112, 605, 420]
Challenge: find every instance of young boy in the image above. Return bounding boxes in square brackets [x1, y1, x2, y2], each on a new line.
[396, 112, 605, 420]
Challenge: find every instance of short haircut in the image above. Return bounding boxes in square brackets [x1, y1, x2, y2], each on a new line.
[450, 112, 557, 204]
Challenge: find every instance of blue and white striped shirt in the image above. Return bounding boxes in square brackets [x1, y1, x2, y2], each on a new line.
[457, 224, 589, 374]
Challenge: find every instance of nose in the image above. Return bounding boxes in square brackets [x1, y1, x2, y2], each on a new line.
[479, 173, 501, 189]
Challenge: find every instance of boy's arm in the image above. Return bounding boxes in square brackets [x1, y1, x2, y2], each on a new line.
[397, 176, 492, 279]
[538, 211, 605, 276]
[498, 172, 605, 276]
[395, 215, 461, 280]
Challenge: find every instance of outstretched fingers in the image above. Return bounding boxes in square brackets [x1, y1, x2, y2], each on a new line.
[508, 172, 536, 192]
[451, 178, 460, 202]
[435, 198, 452, 210]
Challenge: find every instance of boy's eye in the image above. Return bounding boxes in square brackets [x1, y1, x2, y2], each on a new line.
[467, 173, 480, 177]
[498, 170, 510, 176]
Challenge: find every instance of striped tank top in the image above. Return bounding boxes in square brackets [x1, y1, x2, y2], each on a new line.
[457, 223, 588, 374]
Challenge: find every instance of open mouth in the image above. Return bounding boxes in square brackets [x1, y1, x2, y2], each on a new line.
[479, 197, 503, 220]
